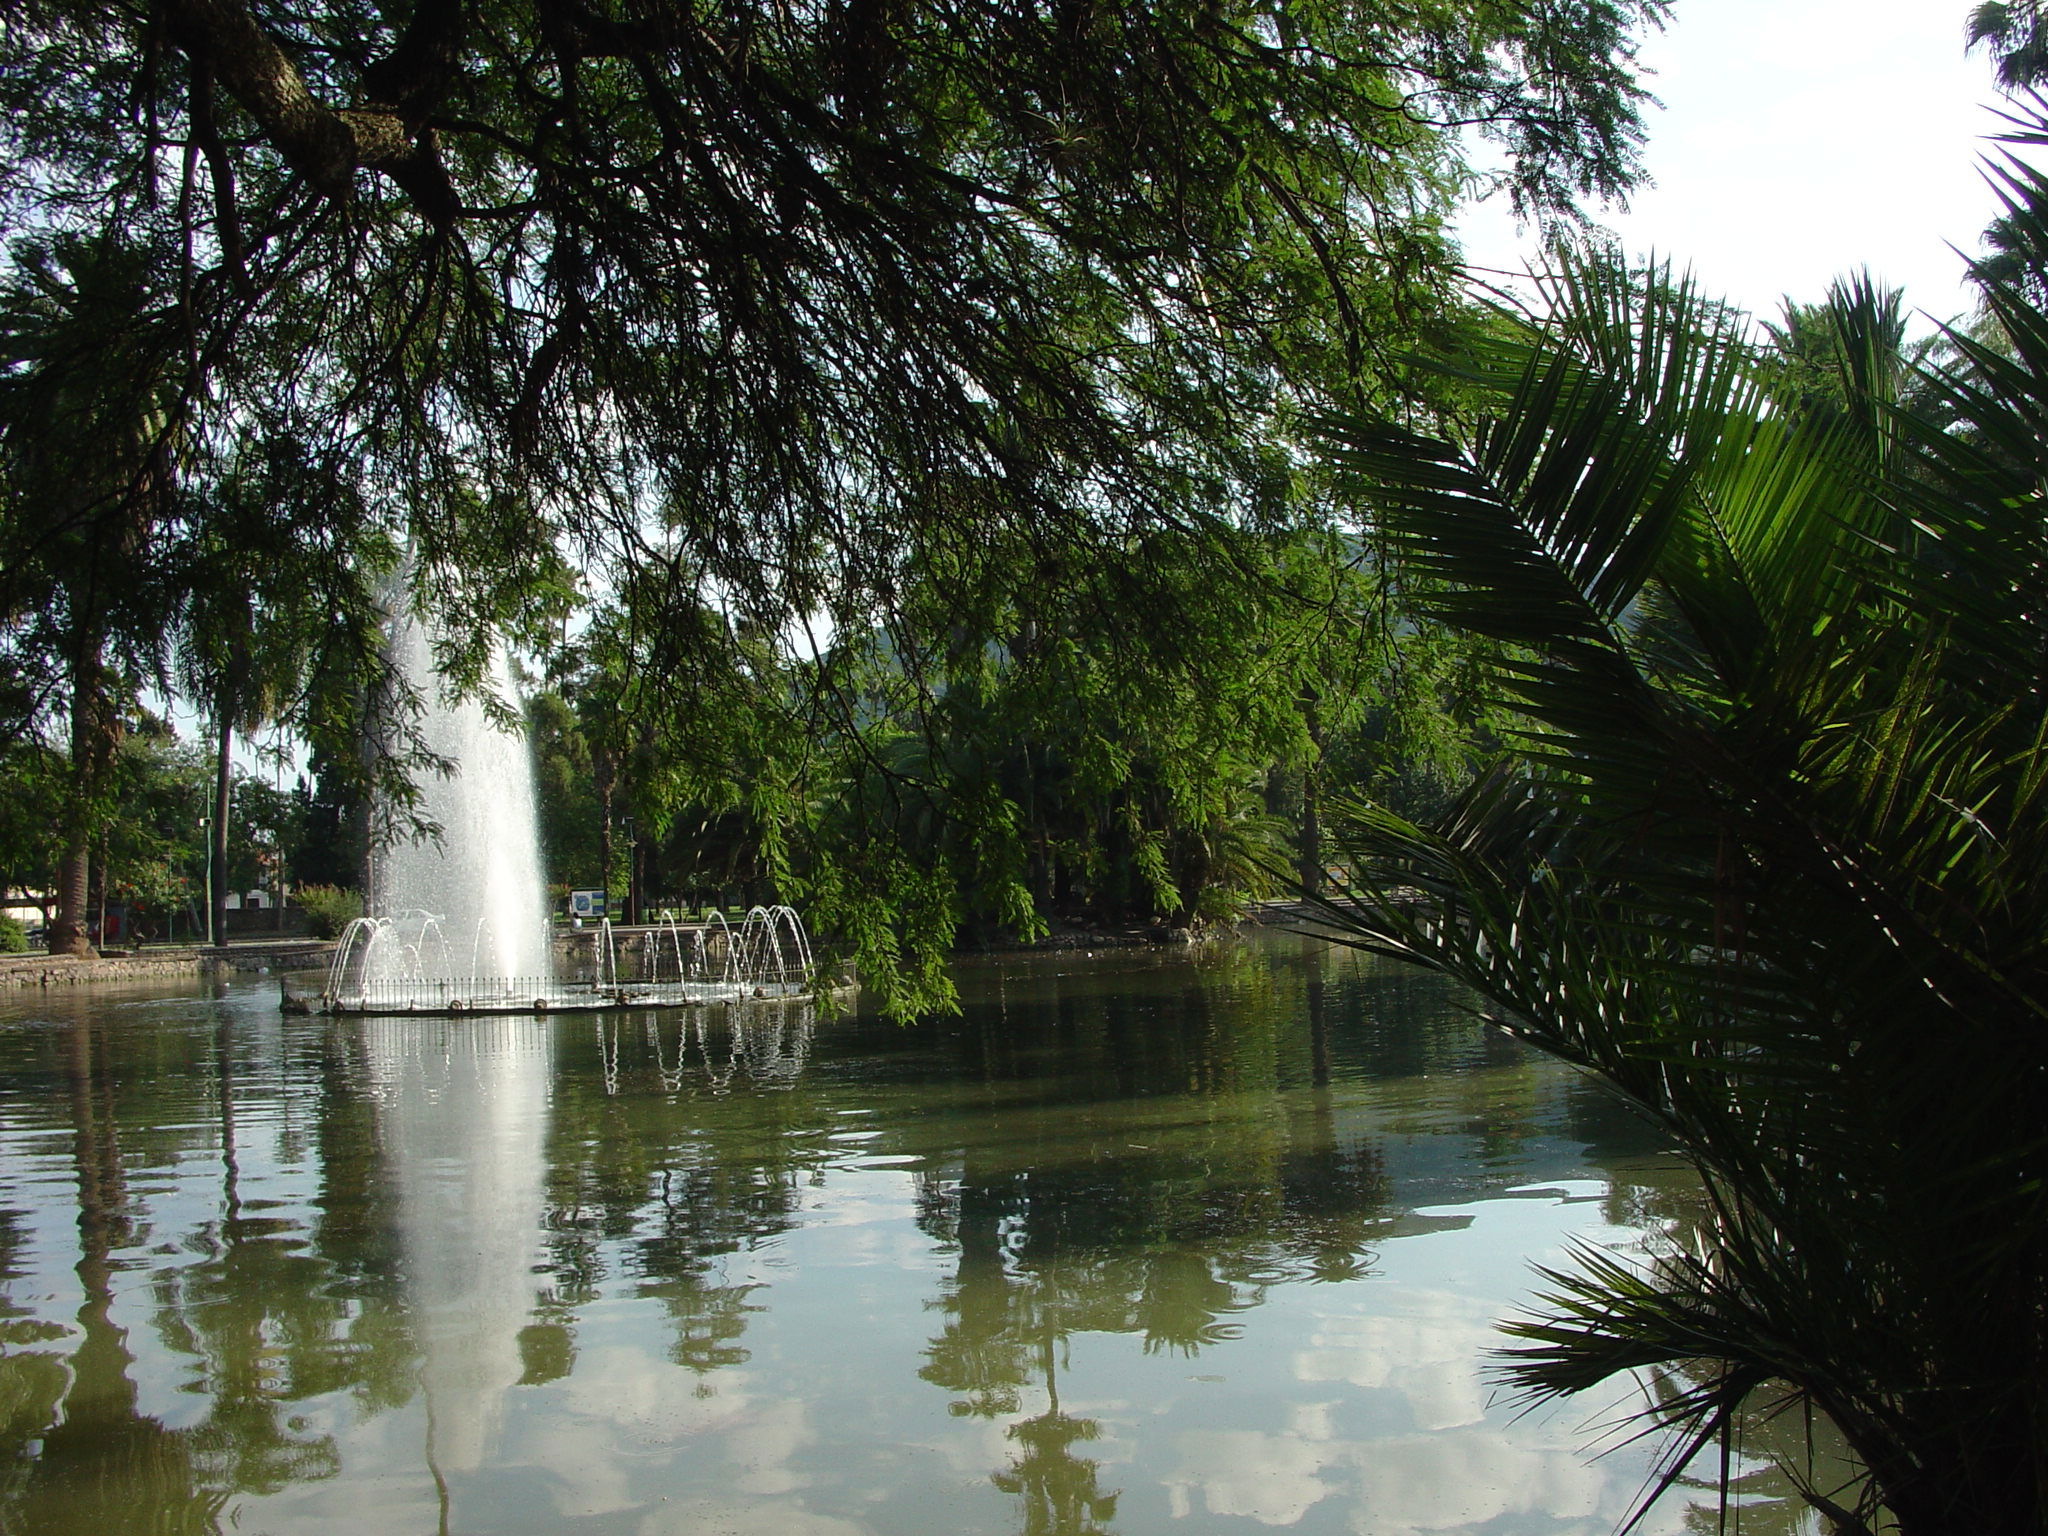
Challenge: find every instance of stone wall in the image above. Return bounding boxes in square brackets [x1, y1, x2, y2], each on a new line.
[0, 952, 205, 989]
[0, 940, 337, 989]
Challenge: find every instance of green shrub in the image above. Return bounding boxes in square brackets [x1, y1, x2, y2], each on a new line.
[0, 916, 25, 953]
[297, 885, 364, 940]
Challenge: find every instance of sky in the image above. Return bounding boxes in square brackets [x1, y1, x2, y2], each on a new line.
[1455, 0, 2020, 332]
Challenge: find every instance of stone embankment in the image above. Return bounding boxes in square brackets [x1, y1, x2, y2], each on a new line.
[1246, 898, 1351, 928]
[979, 925, 1199, 952]
[0, 952, 204, 989]
[0, 940, 336, 989]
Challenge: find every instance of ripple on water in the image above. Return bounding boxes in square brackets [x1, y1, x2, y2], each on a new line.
[0, 943, 1800, 1536]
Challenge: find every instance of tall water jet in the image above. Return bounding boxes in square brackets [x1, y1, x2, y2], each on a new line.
[374, 608, 551, 987]
[321, 621, 824, 1010]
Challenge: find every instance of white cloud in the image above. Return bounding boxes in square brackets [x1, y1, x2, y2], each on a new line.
[1161, 1284, 1680, 1536]
[1165, 1428, 1338, 1526]
[1291, 1291, 1496, 1432]
[1163, 1419, 1624, 1536]
[518, 1348, 755, 1518]
[638, 1499, 871, 1536]
[1459, 0, 2009, 329]
[726, 1397, 815, 1497]
[1346, 1429, 1605, 1536]
[557, 1346, 752, 1439]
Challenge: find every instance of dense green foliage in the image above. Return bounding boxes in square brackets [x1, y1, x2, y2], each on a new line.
[523, 523, 1498, 1014]
[0, 227, 406, 951]
[1970, 0, 2048, 86]
[1314, 199, 2048, 1530]
[294, 882, 364, 939]
[0, 234, 185, 950]
[0, 0, 1665, 615]
[0, 0, 1664, 959]
[526, 688, 603, 899]
[0, 719, 315, 941]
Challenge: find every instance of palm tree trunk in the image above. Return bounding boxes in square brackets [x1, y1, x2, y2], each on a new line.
[1297, 689, 1323, 899]
[47, 829, 92, 957]
[47, 646, 111, 958]
[595, 744, 615, 916]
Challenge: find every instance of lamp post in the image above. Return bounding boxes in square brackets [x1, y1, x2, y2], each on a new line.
[199, 812, 214, 947]
[620, 816, 638, 927]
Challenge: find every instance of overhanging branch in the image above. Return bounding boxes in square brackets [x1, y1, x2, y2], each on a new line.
[160, 0, 460, 225]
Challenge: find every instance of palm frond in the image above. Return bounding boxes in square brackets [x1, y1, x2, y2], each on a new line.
[1312, 233, 2048, 1535]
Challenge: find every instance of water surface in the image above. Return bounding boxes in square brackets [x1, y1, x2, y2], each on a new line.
[0, 934, 1802, 1534]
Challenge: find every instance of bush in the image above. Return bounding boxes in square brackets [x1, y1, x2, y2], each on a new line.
[0, 916, 25, 953]
[297, 885, 363, 940]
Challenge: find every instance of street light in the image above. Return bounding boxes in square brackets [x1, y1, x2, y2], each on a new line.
[620, 816, 638, 926]
[198, 812, 214, 947]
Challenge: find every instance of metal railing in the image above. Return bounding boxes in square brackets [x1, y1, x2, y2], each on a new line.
[326, 906, 821, 1016]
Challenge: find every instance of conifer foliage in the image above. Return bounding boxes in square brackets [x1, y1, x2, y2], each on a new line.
[0, 0, 1667, 627]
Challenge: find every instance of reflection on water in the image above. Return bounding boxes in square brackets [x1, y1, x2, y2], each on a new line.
[362, 1016, 552, 1475]
[0, 937, 1819, 1535]
[603, 1006, 814, 1096]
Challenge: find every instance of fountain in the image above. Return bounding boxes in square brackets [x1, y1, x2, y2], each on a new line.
[379, 612, 552, 980]
[322, 606, 560, 1012]
[319, 600, 821, 1015]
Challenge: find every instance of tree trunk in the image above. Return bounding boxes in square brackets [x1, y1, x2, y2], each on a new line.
[1297, 689, 1323, 899]
[47, 649, 112, 958]
[1298, 780, 1321, 896]
[47, 830, 93, 957]
[211, 700, 233, 948]
[595, 747, 615, 918]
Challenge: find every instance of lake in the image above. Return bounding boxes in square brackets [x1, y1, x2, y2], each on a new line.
[0, 931, 1810, 1535]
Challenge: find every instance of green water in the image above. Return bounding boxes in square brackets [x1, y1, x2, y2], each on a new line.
[0, 933, 1799, 1534]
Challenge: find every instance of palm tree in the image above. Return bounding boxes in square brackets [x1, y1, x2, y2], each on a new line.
[1309, 217, 2048, 1529]
[1970, 3, 2048, 89]
[174, 441, 372, 945]
[0, 233, 183, 955]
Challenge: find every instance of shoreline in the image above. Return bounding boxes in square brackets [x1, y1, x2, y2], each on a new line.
[0, 939, 338, 989]
[0, 901, 1347, 992]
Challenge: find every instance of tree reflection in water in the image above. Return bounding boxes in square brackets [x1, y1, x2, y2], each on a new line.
[0, 1011, 344, 1535]
[0, 940, 1838, 1536]
[914, 1120, 1393, 1531]
[992, 1335, 1119, 1536]
[546, 1004, 819, 1387]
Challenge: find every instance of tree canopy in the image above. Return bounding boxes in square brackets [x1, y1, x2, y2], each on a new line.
[0, 0, 1667, 966]
[1, 0, 1666, 634]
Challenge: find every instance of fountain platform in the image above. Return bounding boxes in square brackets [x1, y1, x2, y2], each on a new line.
[324, 905, 826, 1018]
[322, 978, 824, 1017]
